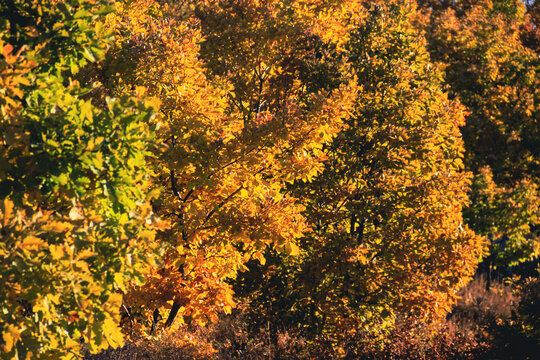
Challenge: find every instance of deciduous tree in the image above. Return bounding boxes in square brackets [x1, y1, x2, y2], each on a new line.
[236, 1, 485, 353]
[104, 0, 357, 334]
[0, 0, 159, 358]
[420, 0, 540, 275]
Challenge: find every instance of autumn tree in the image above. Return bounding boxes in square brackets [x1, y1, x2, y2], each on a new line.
[0, 0, 160, 358]
[103, 0, 357, 335]
[521, 0, 540, 52]
[235, 1, 485, 353]
[419, 0, 540, 278]
[3, 0, 532, 358]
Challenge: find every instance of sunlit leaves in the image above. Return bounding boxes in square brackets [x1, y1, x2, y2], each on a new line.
[0, 0, 159, 358]
[2, 0, 531, 358]
[239, 1, 485, 351]
[102, 0, 358, 335]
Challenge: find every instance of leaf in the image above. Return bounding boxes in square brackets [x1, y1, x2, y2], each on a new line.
[50, 244, 67, 260]
[114, 273, 126, 291]
[284, 242, 300, 256]
[2, 324, 20, 353]
[82, 47, 96, 62]
[43, 221, 73, 233]
[19, 235, 44, 251]
[139, 229, 156, 242]
[253, 251, 266, 265]
[2, 43, 13, 58]
[2, 198, 14, 226]
[69, 205, 84, 220]
[102, 315, 124, 348]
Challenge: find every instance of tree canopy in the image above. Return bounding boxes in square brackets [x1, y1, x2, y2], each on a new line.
[1, 0, 536, 359]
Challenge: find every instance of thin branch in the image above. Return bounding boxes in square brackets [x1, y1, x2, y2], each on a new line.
[122, 303, 135, 333]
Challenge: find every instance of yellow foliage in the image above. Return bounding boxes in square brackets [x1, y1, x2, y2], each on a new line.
[2, 325, 20, 353]
[106, 0, 357, 334]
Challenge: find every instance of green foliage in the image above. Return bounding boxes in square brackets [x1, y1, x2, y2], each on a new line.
[0, 0, 159, 358]
[466, 168, 539, 268]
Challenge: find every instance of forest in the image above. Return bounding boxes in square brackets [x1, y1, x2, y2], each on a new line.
[0, 0, 538, 359]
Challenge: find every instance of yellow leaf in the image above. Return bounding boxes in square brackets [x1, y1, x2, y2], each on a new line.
[64, 337, 80, 349]
[139, 229, 156, 242]
[102, 315, 124, 348]
[76, 249, 95, 260]
[88, 283, 102, 297]
[114, 273, 125, 291]
[108, 292, 123, 307]
[240, 188, 249, 197]
[253, 251, 266, 265]
[19, 236, 44, 251]
[43, 221, 74, 233]
[48, 293, 60, 305]
[50, 244, 67, 260]
[2, 324, 20, 353]
[284, 242, 300, 256]
[74, 261, 89, 273]
[135, 85, 147, 97]
[1, 199, 14, 226]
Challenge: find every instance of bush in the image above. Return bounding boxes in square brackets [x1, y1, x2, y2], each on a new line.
[88, 275, 539, 360]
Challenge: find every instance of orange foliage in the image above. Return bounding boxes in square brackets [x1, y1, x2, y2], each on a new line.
[104, 0, 357, 332]
[237, 2, 486, 349]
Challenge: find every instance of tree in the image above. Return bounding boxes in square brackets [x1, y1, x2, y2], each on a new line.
[235, 1, 485, 353]
[521, 0, 540, 53]
[420, 0, 540, 278]
[103, 0, 357, 334]
[0, 0, 160, 358]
